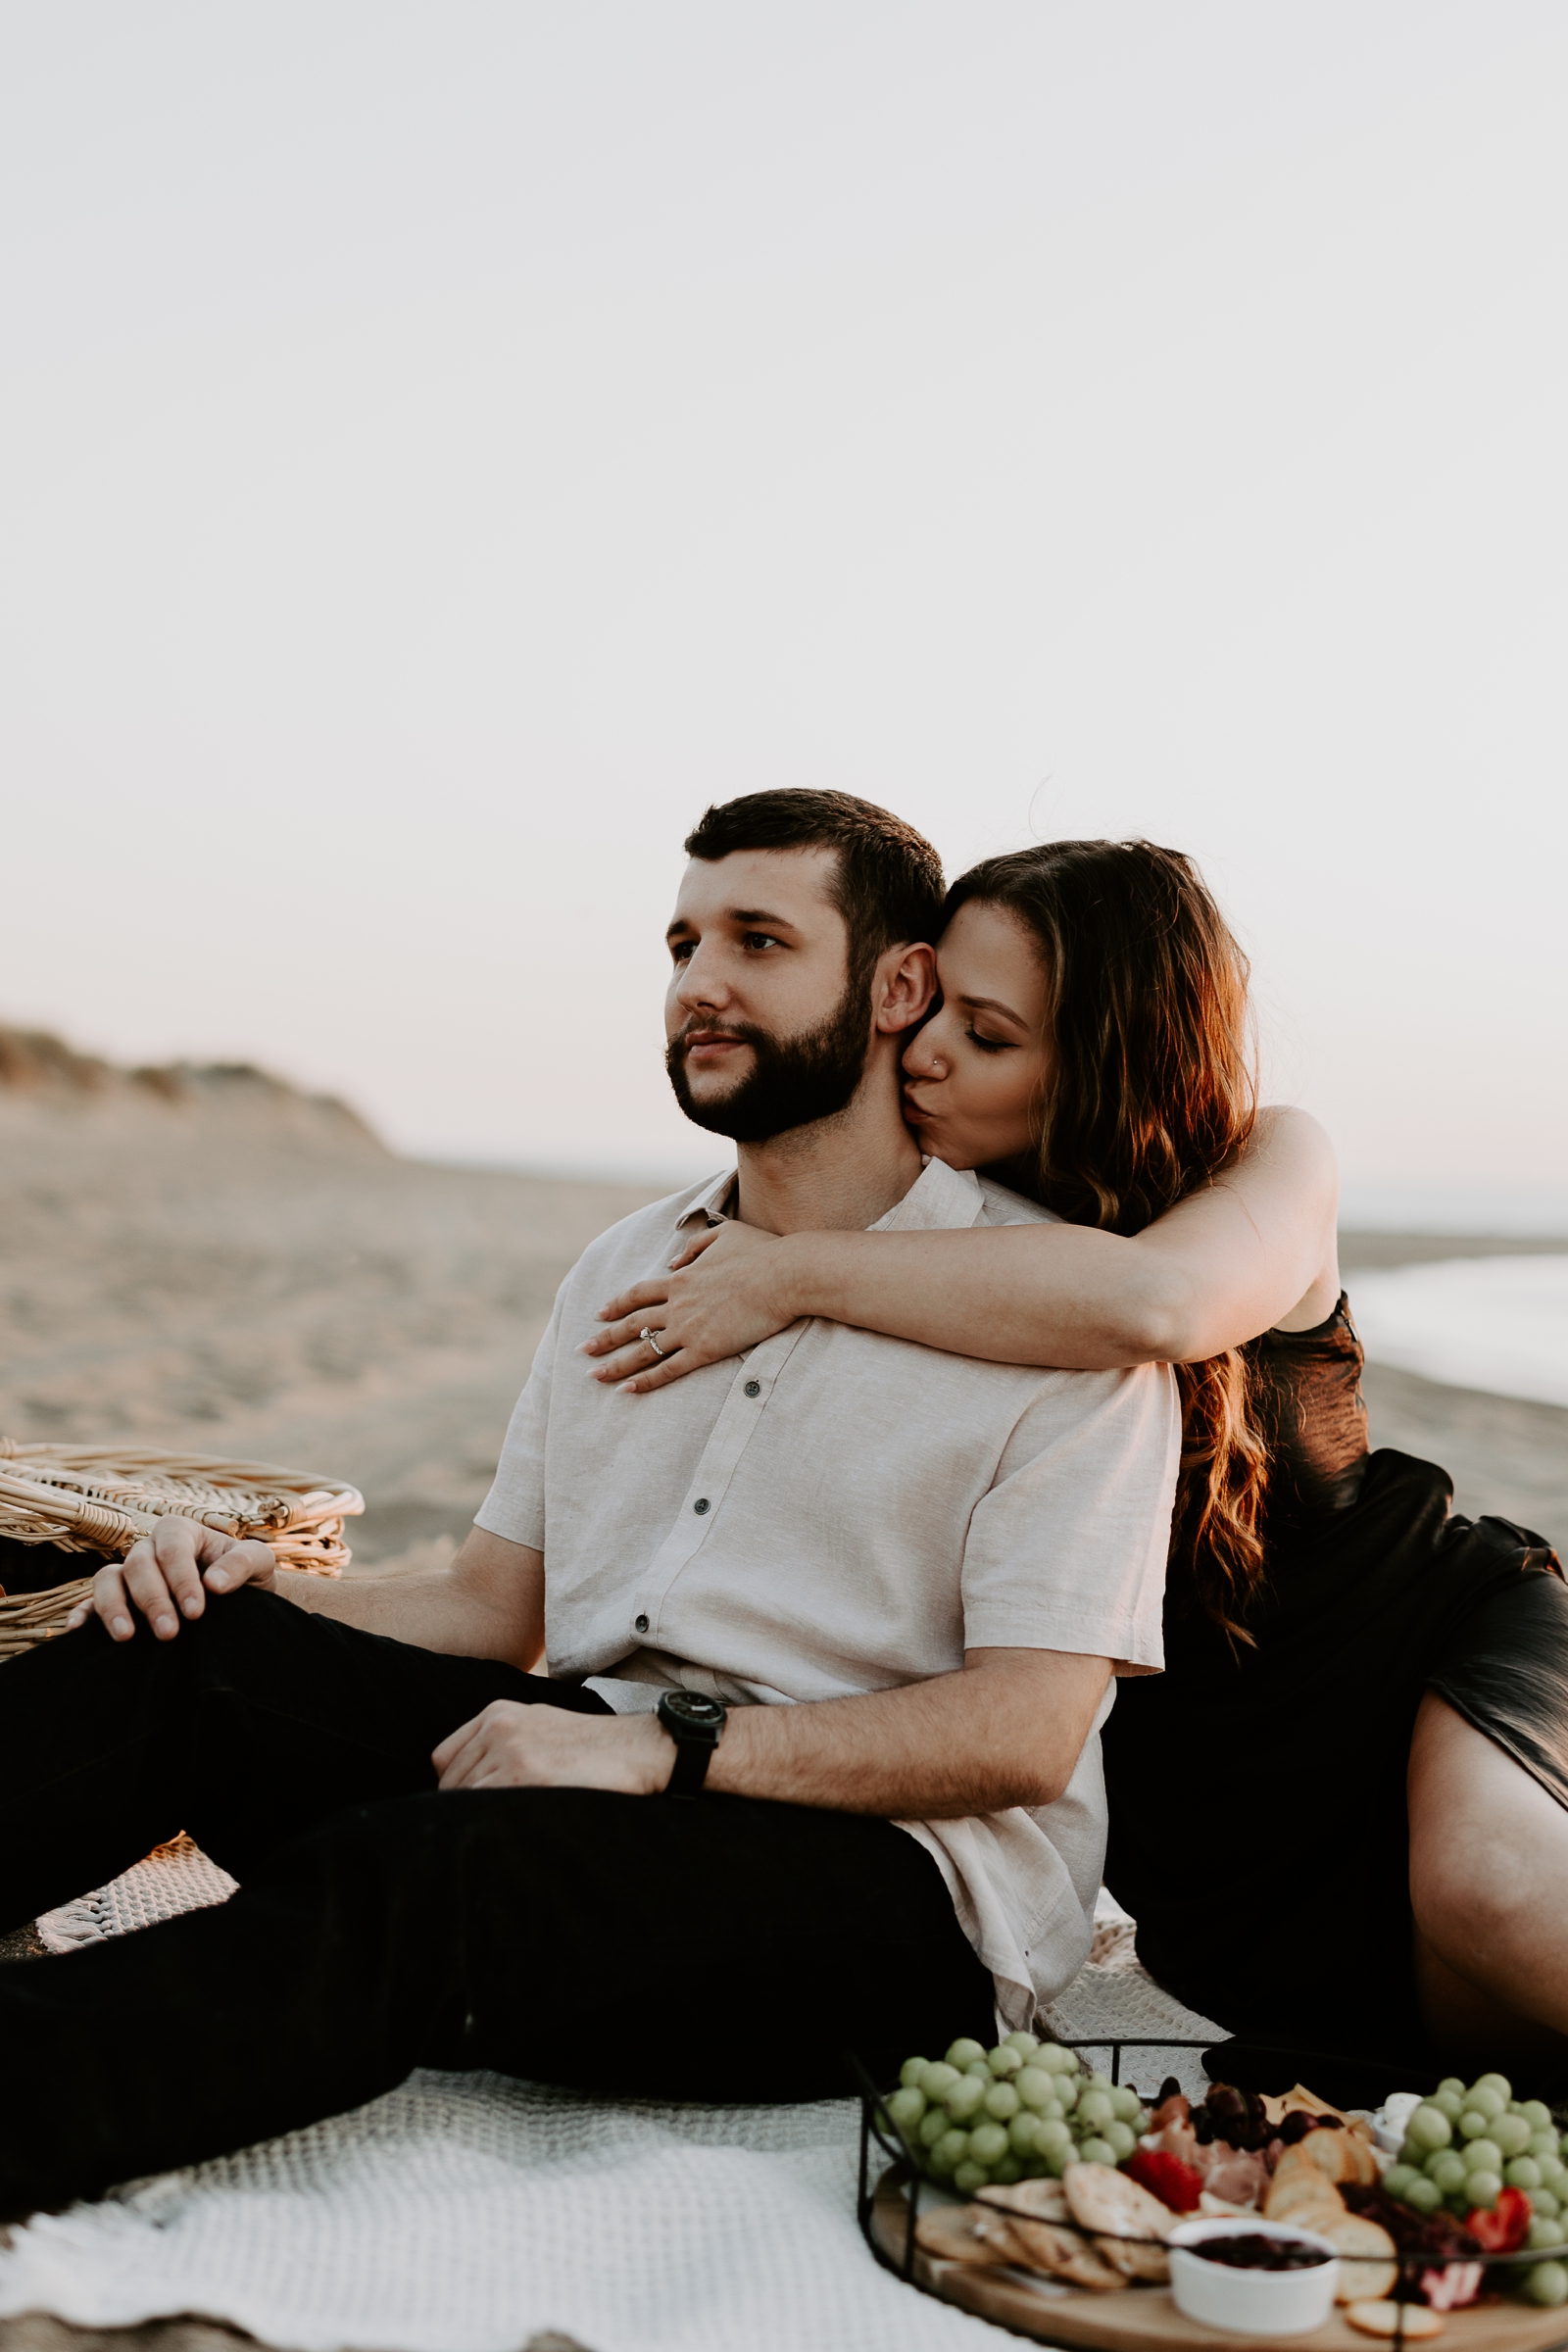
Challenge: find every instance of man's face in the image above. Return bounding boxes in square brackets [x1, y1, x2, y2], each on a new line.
[664, 846, 873, 1143]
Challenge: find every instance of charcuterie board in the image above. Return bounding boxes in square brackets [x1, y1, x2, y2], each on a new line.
[868, 2168, 1568, 2351]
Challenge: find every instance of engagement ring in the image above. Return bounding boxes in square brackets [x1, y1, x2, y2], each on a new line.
[640, 1327, 668, 1358]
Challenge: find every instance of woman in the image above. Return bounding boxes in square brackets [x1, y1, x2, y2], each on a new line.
[585, 839, 1568, 2097]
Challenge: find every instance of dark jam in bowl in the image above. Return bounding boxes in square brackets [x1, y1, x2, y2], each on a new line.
[1192, 2233, 1330, 2272]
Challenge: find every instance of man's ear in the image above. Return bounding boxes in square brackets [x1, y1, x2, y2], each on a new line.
[872, 942, 938, 1034]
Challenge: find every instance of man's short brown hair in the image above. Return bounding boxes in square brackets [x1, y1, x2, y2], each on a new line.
[683, 790, 945, 988]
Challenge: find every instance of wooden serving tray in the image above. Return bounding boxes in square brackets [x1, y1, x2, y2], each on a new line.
[869, 2170, 1568, 2352]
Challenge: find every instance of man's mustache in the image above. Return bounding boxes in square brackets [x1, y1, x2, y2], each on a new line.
[667, 1019, 766, 1059]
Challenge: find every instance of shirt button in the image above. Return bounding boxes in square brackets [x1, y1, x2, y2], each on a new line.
[634, 1613, 649, 1634]
[744, 1380, 760, 1398]
[693, 1497, 710, 1514]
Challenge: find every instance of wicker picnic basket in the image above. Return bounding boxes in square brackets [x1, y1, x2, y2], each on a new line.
[0, 1440, 363, 1660]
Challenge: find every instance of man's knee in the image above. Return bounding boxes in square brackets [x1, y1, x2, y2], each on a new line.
[71, 1578, 295, 1670]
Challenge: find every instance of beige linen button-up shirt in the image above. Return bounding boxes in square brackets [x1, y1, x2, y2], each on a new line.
[477, 1155, 1181, 2025]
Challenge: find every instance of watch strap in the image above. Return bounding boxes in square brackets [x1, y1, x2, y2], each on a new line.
[665, 1737, 713, 1798]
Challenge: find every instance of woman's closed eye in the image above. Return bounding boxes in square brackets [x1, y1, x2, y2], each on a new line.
[964, 1025, 1017, 1054]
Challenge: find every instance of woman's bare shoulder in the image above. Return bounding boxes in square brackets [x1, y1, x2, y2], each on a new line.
[1249, 1103, 1339, 1168]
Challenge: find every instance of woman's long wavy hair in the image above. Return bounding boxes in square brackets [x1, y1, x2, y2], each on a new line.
[945, 840, 1269, 1641]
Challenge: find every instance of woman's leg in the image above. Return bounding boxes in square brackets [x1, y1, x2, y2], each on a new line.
[1408, 1690, 1568, 2061]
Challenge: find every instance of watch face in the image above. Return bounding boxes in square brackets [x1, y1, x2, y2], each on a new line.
[664, 1690, 725, 1732]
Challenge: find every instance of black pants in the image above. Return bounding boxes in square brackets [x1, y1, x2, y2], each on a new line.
[0, 1590, 992, 2212]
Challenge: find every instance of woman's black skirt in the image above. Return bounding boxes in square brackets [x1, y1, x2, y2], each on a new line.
[1102, 1446, 1567, 2105]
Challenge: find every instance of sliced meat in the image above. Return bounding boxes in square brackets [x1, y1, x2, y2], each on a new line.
[1201, 2144, 1272, 2207]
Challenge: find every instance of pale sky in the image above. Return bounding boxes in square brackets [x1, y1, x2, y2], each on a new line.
[3, 3, 1565, 1207]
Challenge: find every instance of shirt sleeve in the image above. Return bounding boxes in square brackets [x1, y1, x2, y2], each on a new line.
[957, 1362, 1181, 1671]
[472, 1289, 564, 1551]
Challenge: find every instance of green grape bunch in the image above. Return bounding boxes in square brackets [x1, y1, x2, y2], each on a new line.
[886, 2033, 1149, 2194]
[1382, 2072, 1568, 2310]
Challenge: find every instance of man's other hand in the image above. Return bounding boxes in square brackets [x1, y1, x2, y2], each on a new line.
[433, 1700, 669, 1793]
[65, 1520, 278, 1643]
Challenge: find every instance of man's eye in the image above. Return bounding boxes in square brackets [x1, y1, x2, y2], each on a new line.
[670, 942, 696, 963]
[741, 932, 783, 952]
[964, 1026, 1014, 1055]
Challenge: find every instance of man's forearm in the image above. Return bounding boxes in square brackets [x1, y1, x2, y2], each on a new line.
[432, 1646, 1111, 1811]
[270, 1528, 545, 1669]
[702, 1649, 1110, 1818]
[271, 1566, 506, 1653]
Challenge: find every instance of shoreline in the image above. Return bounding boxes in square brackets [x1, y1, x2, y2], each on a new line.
[1339, 1232, 1567, 1543]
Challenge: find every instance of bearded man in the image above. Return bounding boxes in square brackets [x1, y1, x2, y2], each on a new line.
[0, 790, 1178, 2213]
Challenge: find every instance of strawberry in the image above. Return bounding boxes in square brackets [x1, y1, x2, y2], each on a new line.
[1125, 2148, 1204, 2214]
[1467, 2187, 1531, 2253]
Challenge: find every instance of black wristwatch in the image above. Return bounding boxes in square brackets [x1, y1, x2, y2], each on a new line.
[656, 1690, 728, 1797]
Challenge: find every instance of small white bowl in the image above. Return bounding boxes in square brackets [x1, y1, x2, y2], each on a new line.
[1168, 2218, 1340, 2337]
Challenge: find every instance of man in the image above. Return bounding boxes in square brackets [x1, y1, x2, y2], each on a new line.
[0, 790, 1178, 2215]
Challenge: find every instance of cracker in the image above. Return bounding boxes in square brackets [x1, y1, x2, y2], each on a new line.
[1300, 2131, 1358, 2184]
[1063, 2163, 1176, 2243]
[1264, 2176, 1345, 2232]
[969, 2207, 1042, 2267]
[1298, 2126, 1379, 2187]
[977, 2178, 1071, 2226]
[1265, 2146, 1348, 2235]
[1091, 2232, 1170, 2283]
[914, 2204, 1013, 2266]
[1324, 2212, 1398, 2302]
[1345, 2299, 1443, 2339]
[1004, 2216, 1126, 2291]
[1269, 2144, 1341, 2200]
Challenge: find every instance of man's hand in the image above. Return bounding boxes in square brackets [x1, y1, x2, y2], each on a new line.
[433, 1700, 671, 1792]
[582, 1220, 796, 1393]
[65, 1519, 278, 1643]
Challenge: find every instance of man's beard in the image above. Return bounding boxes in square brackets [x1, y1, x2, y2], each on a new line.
[665, 980, 873, 1145]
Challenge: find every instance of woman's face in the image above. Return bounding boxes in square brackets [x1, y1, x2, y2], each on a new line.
[901, 898, 1049, 1170]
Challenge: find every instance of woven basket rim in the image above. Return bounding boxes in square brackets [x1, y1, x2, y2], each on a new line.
[0, 1439, 364, 1606]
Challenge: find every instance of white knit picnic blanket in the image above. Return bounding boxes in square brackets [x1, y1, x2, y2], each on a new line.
[3, 1846, 1224, 2352]
[36, 1834, 237, 1949]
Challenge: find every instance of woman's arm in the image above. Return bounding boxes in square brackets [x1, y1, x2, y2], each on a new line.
[584, 1104, 1340, 1384]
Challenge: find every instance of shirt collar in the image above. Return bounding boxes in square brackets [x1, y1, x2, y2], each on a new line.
[676, 1168, 741, 1231]
[870, 1155, 988, 1234]
[673, 1154, 986, 1238]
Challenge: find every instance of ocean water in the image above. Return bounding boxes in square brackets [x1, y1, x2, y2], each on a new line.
[1348, 1255, 1568, 1409]
[1339, 1185, 1568, 1236]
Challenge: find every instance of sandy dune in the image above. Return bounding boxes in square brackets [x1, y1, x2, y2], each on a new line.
[0, 1054, 661, 1573]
